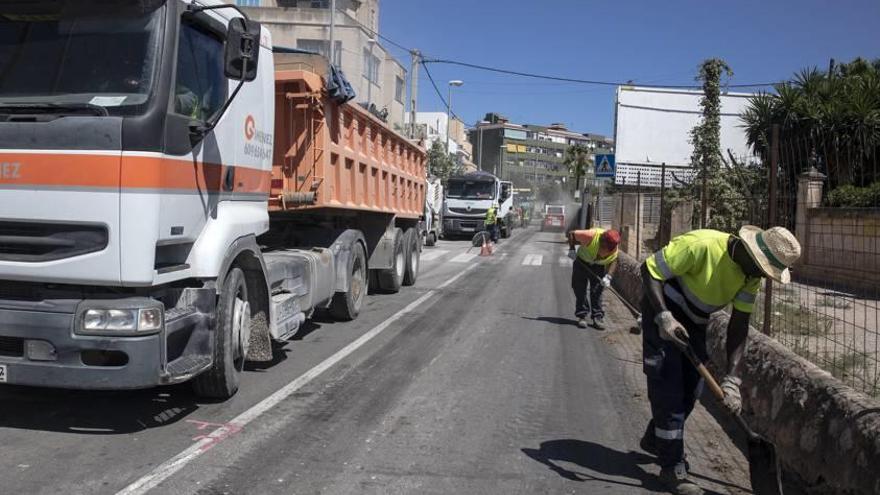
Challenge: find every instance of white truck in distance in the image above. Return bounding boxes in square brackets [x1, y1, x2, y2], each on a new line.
[443, 172, 514, 238]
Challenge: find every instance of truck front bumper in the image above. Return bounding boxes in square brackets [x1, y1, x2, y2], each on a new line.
[0, 292, 214, 390]
[444, 217, 487, 236]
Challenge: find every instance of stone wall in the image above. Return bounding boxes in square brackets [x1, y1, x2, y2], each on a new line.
[797, 207, 880, 293]
[612, 252, 880, 494]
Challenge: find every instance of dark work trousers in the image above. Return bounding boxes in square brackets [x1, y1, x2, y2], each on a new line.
[486, 223, 499, 242]
[571, 258, 606, 320]
[640, 296, 708, 469]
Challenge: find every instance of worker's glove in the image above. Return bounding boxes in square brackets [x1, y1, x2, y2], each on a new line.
[721, 376, 743, 415]
[601, 274, 612, 288]
[655, 311, 689, 351]
[567, 249, 577, 260]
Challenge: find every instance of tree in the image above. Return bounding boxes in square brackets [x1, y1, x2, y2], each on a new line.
[741, 57, 880, 189]
[564, 143, 593, 193]
[427, 141, 458, 181]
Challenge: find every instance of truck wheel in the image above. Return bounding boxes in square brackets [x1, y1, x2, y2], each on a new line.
[403, 228, 420, 286]
[329, 242, 367, 321]
[378, 228, 404, 293]
[501, 223, 511, 239]
[425, 231, 437, 247]
[193, 267, 250, 399]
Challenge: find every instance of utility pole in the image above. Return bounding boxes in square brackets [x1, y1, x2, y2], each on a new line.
[329, 0, 336, 66]
[408, 50, 421, 139]
[446, 80, 463, 154]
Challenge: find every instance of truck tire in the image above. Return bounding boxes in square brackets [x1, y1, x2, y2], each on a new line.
[329, 242, 367, 321]
[425, 231, 437, 247]
[501, 221, 511, 239]
[193, 267, 250, 399]
[378, 228, 405, 293]
[403, 228, 420, 286]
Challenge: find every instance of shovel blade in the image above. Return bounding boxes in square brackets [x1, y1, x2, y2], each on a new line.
[748, 436, 784, 495]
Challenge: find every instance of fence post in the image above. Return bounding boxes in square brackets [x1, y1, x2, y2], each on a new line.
[762, 125, 780, 335]
[636, 171, 642, 260]
[659, 162, 667, 246]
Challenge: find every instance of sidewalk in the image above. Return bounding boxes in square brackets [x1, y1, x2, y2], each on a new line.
[601, 295, 754, 495]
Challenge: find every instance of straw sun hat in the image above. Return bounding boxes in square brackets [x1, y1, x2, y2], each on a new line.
[738, 226, 802, 284]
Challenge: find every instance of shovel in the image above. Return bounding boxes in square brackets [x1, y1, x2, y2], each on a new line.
[677, 331, 784, 495]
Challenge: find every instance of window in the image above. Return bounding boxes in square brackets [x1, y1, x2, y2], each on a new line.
[310, 0, 330, 7]
[362, 47, 380, 84]
[236, 0, 261, 5]
[394, 76, 405, 104]
[174, 21, 227, 121]
[296, 39, 342, 66]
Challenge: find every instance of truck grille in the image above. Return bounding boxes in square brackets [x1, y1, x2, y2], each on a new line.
[0, 336, 24, 357]
[0, 221, 108, 262]
[448, 207, 487, 215]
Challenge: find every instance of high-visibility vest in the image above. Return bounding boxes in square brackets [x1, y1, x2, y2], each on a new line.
[577, 228, 619, 267]
[645, 229, 761, 324]
[485, 207, 497, 226]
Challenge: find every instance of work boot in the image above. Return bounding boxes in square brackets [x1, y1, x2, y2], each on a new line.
[577, 318, 588, 328]
[659, 463, 704, 495]
[592, 316, 605, 330]
[640, 421, 658, 456]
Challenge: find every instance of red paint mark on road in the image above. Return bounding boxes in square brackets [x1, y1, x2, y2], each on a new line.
[185, 419, 243, 452]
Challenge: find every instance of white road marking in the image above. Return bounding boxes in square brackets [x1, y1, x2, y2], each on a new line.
[521, 254, 543, 266]
[419, 249, 449, 261]
[559, 256, 573, 267]
[115, 264, 479, 495]
[450, 253, 478, 263]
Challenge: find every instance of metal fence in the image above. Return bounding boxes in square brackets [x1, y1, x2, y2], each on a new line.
[592, 127, 880, 397]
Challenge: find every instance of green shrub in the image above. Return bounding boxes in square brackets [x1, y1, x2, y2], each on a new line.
[827, 182, 880, 207]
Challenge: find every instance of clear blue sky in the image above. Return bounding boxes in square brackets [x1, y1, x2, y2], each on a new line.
[379, 0, 880, 137]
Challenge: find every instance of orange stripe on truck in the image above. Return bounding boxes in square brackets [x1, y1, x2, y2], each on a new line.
[0, 153, 270, 194]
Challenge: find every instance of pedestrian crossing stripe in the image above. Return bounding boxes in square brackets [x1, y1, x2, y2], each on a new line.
[420, 249, 449, 261]
[450, 253, 478, 263]
[521, 254, 543, 266]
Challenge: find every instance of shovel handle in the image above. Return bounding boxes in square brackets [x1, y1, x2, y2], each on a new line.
[694, 362, 726, 401]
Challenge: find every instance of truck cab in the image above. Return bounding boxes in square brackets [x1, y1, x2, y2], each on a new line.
[443, 172, 515, 238]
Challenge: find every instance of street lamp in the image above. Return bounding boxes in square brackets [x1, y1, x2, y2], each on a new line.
[446, 80, 464, 154]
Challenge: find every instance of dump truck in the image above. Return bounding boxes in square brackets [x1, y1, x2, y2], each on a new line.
[0, 0, 426, 399]
[443, 171, 514, 238]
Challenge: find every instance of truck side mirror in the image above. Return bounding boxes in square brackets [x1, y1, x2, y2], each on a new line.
[225, 18, 261, 82]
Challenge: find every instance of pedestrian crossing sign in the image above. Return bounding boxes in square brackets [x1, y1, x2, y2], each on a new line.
[595, 154, 616, 178]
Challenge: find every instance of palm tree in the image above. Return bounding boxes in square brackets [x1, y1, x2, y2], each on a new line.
[741, 58, 880, 189]
[564, 144, 593, 193]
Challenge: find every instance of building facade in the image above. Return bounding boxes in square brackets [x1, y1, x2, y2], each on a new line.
[468, 113, 614, 187]
[232, 0, 408, 131]
[411, 112, 477, 172]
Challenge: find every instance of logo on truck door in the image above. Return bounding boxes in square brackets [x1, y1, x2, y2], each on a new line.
[243, 115, 273, 160]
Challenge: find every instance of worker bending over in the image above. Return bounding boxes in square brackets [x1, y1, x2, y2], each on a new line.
[639, 226, 801, 495]
[567, 228, 620, 329]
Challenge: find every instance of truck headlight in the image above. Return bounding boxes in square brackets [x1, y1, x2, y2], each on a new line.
[80, 307, 163, 334]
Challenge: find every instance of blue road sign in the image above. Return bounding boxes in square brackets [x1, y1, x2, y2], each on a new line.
[595, 154, 616, 178]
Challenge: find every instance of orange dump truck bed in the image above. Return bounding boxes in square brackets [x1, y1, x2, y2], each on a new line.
[269, 64, 426, 219]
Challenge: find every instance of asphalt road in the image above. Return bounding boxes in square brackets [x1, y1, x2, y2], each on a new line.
[0, 227, 750, 495]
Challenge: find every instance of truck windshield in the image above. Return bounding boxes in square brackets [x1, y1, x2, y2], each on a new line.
[446, 180, 496, 200]
[0, 2, 165, 115]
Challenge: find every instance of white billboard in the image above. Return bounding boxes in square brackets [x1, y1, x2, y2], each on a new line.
[613, 86, 756, 187]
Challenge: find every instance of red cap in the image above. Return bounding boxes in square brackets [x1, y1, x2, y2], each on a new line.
[600, 230, 621, 249]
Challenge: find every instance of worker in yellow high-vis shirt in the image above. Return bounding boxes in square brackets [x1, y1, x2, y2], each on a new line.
[638, 226, 801, 495]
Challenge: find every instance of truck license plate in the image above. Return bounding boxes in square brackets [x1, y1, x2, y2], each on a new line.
[0, 365, 6, 383]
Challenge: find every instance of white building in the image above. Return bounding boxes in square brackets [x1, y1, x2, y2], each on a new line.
[613, 86, 756, 187]
[231, 0, 408, 131]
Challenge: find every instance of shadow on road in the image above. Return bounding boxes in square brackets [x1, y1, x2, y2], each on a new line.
[522, 439, 732, 494]
[0, 383, 200, 435]
[522, 439, 665, 490]
[521, 316, 581, 327]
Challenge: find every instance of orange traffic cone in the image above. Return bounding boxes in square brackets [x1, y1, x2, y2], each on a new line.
[480, 236, 492, 256]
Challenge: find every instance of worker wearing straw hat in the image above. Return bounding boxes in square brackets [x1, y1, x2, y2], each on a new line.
[638, 226, 801, 495]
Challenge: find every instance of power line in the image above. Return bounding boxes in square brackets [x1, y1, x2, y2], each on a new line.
[420, 61, 459, 121]
[422, 58, 784, 89]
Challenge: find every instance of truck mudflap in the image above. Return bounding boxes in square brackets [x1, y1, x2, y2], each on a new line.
[0, 289, 215, 390]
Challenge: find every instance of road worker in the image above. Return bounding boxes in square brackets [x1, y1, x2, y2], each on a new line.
[639, 226, 801, 495]
[485, 203, 499, 243]
[567, 228, 620, 329]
